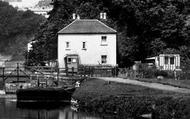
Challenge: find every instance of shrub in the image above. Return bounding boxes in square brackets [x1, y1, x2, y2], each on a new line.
[138, 64, 158, 78]
[154, 70, 168, 77]
[137, 63, 176, 79]
[77, 95, 190, 119]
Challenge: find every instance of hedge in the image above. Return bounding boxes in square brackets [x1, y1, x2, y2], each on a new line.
[76, 95, 190, 119]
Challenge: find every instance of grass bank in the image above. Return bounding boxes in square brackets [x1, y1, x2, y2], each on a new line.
[73, 78, 190, 119]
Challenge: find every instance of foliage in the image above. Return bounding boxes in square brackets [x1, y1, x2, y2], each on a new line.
[138, 63, 175, 78]
[79, 95, 190, 119]
[0, 1, 45, 60]
[154, 70, 169, 77]
[30, 0, 190, 68]
[37, 0, 52, 7]
[28, 0, 74, 65]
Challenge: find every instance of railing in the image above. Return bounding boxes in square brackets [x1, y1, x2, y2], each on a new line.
[0, 64, 119, 93]
[117, 67, 190, 80]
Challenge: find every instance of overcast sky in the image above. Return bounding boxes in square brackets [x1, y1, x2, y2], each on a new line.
[10, 0, 40, 7]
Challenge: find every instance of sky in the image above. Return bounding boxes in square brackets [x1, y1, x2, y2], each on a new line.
[9, 0, 41, 8]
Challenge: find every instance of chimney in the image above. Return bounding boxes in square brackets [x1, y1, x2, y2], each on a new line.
[100, 12, 107, 20]
[72, 13, 80, 20]
[77, 14, 80, 19]
[72, 13, 76, 20]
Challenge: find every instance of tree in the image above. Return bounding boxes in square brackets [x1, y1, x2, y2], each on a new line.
[29, 0, 75, 65]
[0, 1, 45, 60]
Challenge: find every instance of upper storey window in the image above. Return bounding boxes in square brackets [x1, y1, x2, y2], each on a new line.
[66, 42, 70, 50]
[101, 36, 107, 46]
[82, 42, 86, 50]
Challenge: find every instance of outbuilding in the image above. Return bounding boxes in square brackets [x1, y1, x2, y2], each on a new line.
[146, 54, 180, 71]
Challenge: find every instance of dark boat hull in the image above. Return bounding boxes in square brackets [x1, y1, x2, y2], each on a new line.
[16, 101, 70, 110]
[16, 87, 76, 102]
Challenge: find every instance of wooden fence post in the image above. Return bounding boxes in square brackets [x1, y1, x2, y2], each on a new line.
[90, 67, 93, 77]
[114, 67, 118, 77]
[57, 67, 59, 85]
[101, 68, 102, 77]
[111, 67, 114, 77]
[2, 67, 5, 89]
[84, 67, 86, 77]
[88, 67, 90, 77]
[72, 67, 74, 76]
[66, 67, 68, 76]
[17, 63, 19, 82]
[37, 73, 39, 87]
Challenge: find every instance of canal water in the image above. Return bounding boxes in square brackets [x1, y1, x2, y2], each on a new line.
[0, 98, 106, 119]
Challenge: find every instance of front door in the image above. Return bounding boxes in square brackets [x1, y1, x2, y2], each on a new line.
[65, 55, 79, 72]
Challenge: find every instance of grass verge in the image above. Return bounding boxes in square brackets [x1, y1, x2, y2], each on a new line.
[134, 78, 190, 89]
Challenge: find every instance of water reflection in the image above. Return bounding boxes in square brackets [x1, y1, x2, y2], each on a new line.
[0, 98, 101, 119]
[58, 108, 100, 119]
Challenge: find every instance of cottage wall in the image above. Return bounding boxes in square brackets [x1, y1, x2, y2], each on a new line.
[58, 34, 117, 68]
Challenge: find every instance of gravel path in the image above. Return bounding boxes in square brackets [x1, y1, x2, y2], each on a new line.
[98, 77, 190, 94]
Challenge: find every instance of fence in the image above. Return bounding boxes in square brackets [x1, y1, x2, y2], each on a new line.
[117, 67, 190, 80]
[0, 64, 118, 93]
[1, 63, 190, 93]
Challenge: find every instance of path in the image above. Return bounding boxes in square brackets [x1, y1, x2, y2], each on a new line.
[98, 77, 190, 94]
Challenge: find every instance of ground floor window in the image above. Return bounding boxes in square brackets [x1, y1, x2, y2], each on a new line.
[101, 55, 107, 64]
[170, 57, 174, 64]
[165, 56, 169, 64]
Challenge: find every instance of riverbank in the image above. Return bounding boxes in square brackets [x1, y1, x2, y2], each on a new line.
[73, 78, 190, 119]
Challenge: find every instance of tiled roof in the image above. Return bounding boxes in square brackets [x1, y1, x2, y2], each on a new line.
[58, 19, 117, 34]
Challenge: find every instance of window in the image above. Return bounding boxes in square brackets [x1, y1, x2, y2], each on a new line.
[165, 56, 169, 64]
[170, 57, 174, 65]
[101, 55, 107, 64]
[72, 58, 77, 63]
[67, 58, 77, 63]
[157, 57, 160, 62]
[101, 36, 107, 45]
[82, 42, 86, 49]
[67, 58, 72, 63]
[66, 42, 70, 49]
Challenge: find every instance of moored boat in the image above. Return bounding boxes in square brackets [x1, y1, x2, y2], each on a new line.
[16, 87, 76, 103]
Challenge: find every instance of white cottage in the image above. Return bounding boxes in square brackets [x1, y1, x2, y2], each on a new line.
[58, 19, 117, 69]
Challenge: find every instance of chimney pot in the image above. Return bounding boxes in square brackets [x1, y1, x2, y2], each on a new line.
[100, 12, 107, 20]
[77, 14, 80, 19]
[72, 13, 76, 20]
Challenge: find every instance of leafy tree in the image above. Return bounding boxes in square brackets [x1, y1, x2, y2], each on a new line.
[37, 0, 52, 7]
[0, 1, 45, 60]
[28, 0, 75, 65]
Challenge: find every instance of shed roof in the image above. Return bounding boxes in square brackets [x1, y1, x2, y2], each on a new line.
[58, 19, 117, 34]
